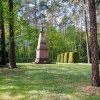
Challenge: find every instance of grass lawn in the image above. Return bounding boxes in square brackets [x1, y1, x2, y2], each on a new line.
[0, 63, 100, 100]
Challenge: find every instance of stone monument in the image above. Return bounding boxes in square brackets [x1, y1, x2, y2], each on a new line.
[35, 23, 49, 64]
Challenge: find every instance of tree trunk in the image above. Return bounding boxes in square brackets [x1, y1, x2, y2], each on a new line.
[8, 0, 17, 68]
[0, 0, 6, 65]
[62, 7, 65, 36]
[83, 0, 90, 64]
[88, 0, 100, 87]
[34, 0, 37, 27]
[51, 0, 56, 26]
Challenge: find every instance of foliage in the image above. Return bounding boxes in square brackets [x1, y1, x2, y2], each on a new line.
[63, 26, 88, 63]
[64, 26, 78, 51]
[46, 26, 64, 61]
[78, 37, 88, 63]
[15, 24, 39, 62]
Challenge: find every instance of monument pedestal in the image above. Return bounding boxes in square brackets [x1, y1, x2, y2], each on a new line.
[34, 31, 49, 64]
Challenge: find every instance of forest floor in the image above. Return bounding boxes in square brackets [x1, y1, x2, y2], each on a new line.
[0, 63, 100, 100]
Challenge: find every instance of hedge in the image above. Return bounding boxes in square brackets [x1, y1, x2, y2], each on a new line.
[60, 53, 64, 63]
[68, 52, 79, 63]
[64, 52, 69, 63]
[56, 54, 61, 62]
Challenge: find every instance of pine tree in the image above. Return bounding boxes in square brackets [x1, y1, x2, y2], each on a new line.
[8, 0, 17, 68]
[0, 0, 6, 65]
[88, 0, 100, 87]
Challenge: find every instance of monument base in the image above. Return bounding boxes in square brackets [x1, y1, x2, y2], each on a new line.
[35, 58, 49, 64]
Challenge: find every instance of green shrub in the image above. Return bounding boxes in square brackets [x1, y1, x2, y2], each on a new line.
[64, 52, 69, 63]
[68, 52, 79, 63]
[60, 53, 64, 63]
[56, 54, 61, 62]
[16, 58, 34, 63]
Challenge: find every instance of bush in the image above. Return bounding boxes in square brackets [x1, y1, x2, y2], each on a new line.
[16, 58, 34, 63]
[56, 54, 61, 62]
[68, 52, 79, 63]
[60, 53, 64, 63]
[64, 52, 69, 63]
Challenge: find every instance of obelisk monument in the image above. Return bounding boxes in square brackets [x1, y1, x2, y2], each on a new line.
[35, 23, 49, 64]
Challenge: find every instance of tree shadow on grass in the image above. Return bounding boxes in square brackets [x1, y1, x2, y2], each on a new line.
[0, 64, 92, 99]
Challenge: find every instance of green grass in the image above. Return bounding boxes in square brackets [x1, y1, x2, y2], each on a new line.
[0, 63, 100, 100]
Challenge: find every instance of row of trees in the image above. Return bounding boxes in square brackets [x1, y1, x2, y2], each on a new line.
[0, 0, 100, 86]
[0, 0, 17, 68]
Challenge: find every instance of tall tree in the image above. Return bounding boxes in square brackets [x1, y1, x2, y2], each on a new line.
[8, 0, 17, 68]
[0, 0, 6, 65]
[88, 0, 100, 86]
[34, 0, 37, 27]
[83, 0, 90, 63]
